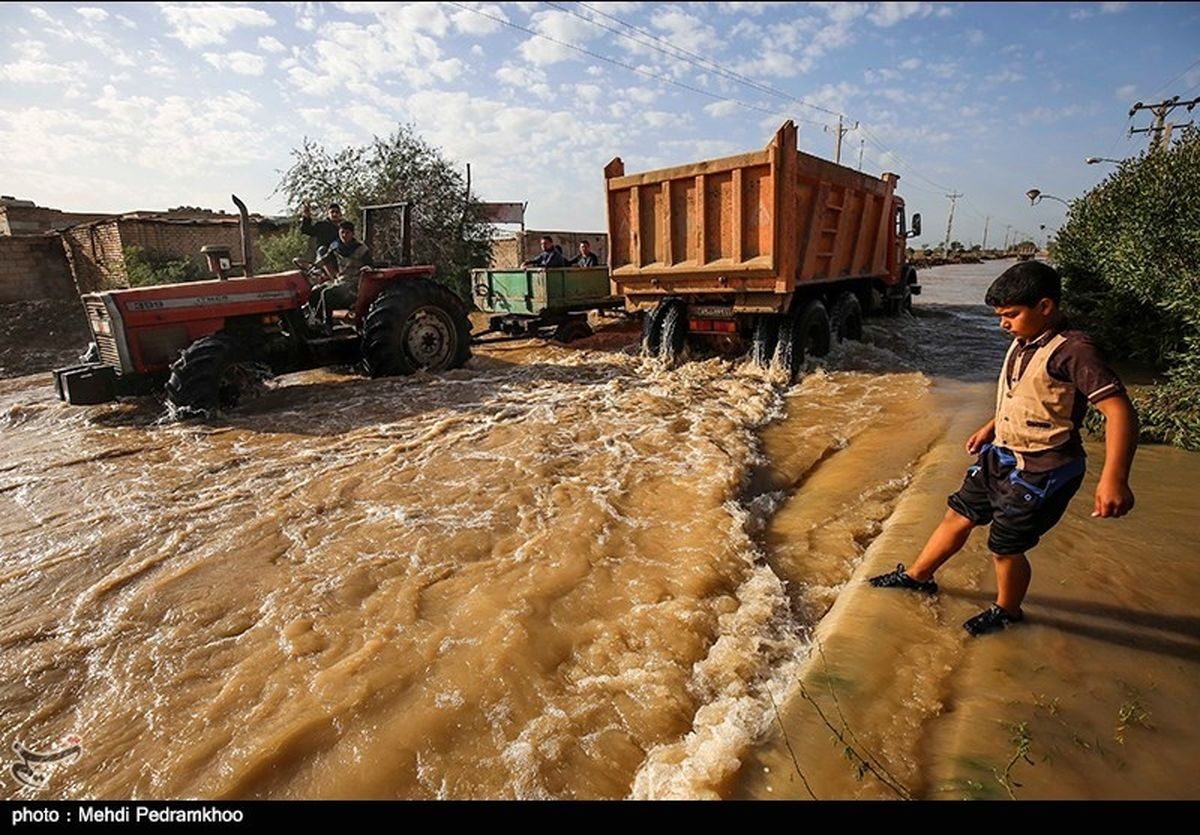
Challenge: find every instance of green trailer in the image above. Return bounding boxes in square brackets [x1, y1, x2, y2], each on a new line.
[470, 266, 623, 343]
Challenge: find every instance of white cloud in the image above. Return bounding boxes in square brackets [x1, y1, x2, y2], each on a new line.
[76, 7, 109, 22]
[496, 64, 552, 100]
[704, 101, 741, 118]
[867, 2, 937, 27]
[650, 7, 721, 54]
[0, 60, 81, 84]
[899, 57, 921, 71]
[1115, 83, 1137, 101]
[966, 29, 984, 46]
[451, 4, 508, 35]
[204, 51, 267, 76]
[517, 10, 597, 66]
[258, 36, 286, 53]
[1100, 2, 1129, 12]
[159, 3, 275, 49]
[115, 14, 136, 29]
[986, 69, 1025, 84]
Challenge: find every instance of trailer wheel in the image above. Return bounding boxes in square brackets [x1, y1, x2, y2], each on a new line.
[362, 279, 472, 377]
[750, 315, 778, 368]
[657, 301, 687, 365]
[165, 331, 264, 416]
[797, 299, 831, 358]
[640, 302, 668, 356]
[552, 318, 593, 343]
[830, 292, 863, 343]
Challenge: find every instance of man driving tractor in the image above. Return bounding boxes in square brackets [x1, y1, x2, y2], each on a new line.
[308, 219, 373, 330]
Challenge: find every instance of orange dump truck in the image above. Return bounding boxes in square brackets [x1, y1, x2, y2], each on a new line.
[604, 120, 921, 378]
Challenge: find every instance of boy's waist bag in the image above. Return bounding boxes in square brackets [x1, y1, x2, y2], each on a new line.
[981, 443, 1086, 501]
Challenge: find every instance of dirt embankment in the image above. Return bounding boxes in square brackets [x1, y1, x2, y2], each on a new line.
[0, 300, 91, 379]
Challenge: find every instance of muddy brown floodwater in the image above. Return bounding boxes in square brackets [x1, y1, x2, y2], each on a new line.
[1, 260, 1197, 800]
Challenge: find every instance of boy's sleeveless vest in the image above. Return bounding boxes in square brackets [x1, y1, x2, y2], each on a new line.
[993, 333, 1076, 457]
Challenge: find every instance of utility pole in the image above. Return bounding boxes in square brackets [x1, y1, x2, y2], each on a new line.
[857, 137, 865, 171]
[1129, 96, 1199, 152]
[1004, 225, 1012, 251]
[943, 191, 962, 251]
[827, 114, 859, 165]
[982, 215, 990, 250]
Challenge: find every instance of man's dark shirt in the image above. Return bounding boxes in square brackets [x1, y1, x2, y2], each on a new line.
[300, 216, 339, 250]
[569, 252, 599, 267]
[526, 248, 566, 268]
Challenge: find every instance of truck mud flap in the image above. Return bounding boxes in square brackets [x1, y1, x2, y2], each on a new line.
[53, 364, 117, 405]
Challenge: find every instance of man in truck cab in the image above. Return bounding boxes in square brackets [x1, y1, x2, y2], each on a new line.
[307, 220, 373, 330]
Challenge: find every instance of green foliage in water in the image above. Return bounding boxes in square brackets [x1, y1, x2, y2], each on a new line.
[123, 245, 204, 287]
[1055, 126, 1200, 450]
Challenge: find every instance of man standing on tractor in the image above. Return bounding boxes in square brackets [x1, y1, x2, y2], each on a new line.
[300, 201, 343, 252]
[308, 220, 373, 330]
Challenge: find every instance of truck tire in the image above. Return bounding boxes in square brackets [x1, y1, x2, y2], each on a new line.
[640, 302, 668, 356]
[750, 315, 778, 368]
[165, 331, 261, 416]
[362, 279, 472, 377]
[830, 291, 863, 343]
[657, 300, 687, 364]
[797, 299, 831, 358]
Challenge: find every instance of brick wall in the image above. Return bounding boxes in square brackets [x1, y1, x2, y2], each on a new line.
[0, 205, 113, 236]
[61, 221, 126, 293]
[489, 230, 609, 268]
[61, 219, 282, 293]
[0, 235, 76, 303]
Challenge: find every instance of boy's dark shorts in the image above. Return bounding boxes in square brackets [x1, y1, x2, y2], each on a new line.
[947, 445, 1085, 555]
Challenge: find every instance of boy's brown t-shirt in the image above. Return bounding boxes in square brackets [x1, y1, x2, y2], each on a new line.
[1001, 321, 1125, 472]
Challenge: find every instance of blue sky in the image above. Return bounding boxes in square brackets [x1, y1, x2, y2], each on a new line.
[2, 2, 1198, 248]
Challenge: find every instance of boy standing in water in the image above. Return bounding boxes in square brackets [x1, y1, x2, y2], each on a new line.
[869, 261, 1139, 635]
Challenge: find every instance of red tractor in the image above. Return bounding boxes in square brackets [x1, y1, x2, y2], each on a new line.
[53, 197, 472, 415]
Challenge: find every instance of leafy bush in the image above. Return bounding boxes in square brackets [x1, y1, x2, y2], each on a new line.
[259, 225, 312, 272]
[123, 245, 204, 287]
[275, 124, 492, 301]
[1056, 126, 1200, 449]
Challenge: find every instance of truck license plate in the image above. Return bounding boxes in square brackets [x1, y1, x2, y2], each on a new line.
[690, 305, 734, 319]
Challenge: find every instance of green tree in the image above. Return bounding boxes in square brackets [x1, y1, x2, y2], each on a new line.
[275, 124, 492, 300]
[1056, 126, 1200, 449]
[123, 245, 204, 287]
[259, 226, 311, 273]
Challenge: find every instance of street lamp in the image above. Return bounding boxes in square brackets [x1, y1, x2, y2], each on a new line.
[1085, 157, 1122, 165]
[1026, 188, 1070, 206]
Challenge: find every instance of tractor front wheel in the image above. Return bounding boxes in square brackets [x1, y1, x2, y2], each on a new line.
[165, 331, 263, 417]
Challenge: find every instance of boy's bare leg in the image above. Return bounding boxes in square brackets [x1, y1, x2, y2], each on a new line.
[992, 552, 1030, 614]
[906, 508, 976, 581]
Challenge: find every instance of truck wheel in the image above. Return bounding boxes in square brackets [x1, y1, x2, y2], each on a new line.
[165, 331, 262, 416]
[640, 302, 668, 356]
[772, 311, 804, 383]
[830, 292, 863, 342]
[362, 279, 472, 377]
[797, 299, 831, 358]
[750, 315, 778, 368]
[657, 301, 687, 365]
[553, 318, 593, 343]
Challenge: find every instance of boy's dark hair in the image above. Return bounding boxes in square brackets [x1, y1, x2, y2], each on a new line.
[985, 261, 1061, 307]
[329, 203, 342, 211]
[338, 220, 355, 232]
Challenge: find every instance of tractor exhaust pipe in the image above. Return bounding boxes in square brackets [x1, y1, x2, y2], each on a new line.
[231, 194, 254, 279]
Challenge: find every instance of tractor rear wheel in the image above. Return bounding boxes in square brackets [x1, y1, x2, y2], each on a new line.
[165, 331, 263, 416]
[362, 279, 471, 377]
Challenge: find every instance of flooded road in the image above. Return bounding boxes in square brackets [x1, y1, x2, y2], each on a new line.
[2, 260, 1197, 799]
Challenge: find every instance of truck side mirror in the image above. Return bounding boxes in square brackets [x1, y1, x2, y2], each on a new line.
[909, 213, 922, 238]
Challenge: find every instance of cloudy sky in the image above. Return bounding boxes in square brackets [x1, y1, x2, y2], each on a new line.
[2, 2, 1198, 247]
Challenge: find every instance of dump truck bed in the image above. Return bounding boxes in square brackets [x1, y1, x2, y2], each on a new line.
[605, 121, 905, 312]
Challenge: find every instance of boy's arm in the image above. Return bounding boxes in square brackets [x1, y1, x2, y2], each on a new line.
[966, 417, 996, 454]
[1092, 393, 1138, 518]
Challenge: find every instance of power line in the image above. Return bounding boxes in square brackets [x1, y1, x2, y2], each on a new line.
[1148, 55, 1200, 100]
[444, 1, 791, 118]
